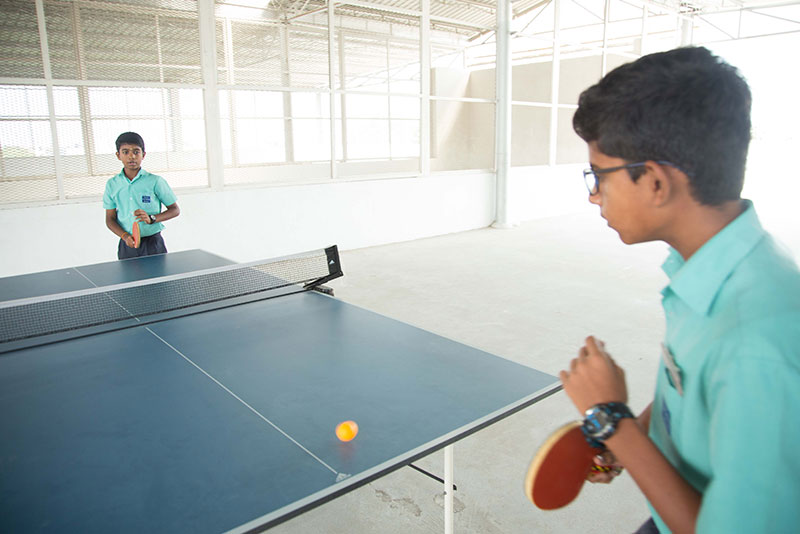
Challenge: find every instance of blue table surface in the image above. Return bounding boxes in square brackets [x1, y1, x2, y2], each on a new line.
[0, 251, 561, 533]
[0, 250, 234, 301]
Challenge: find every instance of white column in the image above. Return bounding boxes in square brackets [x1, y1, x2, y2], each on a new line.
[198, 0, 225, 190]
[492, 0, 512, 229]
[35, 0, 64, 200]
[420, 0, 431, 176]
[281, 26, 295, 163]
[548, 0, 561, 167]
[328, 1, 338, 179]
[639, 4, 649, 56]
[602, 0, 610, 76]
[681, 14, 694, 45]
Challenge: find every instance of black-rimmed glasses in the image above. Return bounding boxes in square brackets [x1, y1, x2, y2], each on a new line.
[582, 160, 681, 195]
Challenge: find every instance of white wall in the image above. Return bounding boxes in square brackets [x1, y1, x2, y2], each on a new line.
[0, 164, 601, 278]
[0, 171, 499, 277]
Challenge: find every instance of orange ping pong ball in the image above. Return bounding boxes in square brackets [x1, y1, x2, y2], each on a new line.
[335, 420, 359, 442]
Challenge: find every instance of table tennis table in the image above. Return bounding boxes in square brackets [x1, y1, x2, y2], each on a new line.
[0, 249, 561, 533]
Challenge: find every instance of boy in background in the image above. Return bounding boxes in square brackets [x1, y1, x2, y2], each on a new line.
[103, 132, 180, 259]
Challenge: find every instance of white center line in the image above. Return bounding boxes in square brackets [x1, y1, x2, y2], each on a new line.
[146, 327, 340, 476]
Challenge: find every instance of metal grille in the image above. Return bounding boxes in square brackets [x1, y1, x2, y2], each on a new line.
[0, 0, 44, 79]
[0, 0, 206, 204]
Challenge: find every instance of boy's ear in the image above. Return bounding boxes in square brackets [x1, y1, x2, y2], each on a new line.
[644, 161, 675, 206]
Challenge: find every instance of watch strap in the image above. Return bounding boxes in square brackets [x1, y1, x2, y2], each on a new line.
[580, 425, 606, 449]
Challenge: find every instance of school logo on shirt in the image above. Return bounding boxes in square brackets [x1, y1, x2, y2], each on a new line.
[141, 195, 152, 203]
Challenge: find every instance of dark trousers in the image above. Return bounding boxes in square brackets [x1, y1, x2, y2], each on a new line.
[634, 518, 660, 534]
[118, 232, 167, 259]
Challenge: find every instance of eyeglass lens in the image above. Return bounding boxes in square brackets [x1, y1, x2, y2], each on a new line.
[583, 170, 599, 194]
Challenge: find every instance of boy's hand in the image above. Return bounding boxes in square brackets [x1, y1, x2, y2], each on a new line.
[559, 336, 628, 413]
[122, 233, 136, 248]
[133, 209, 151, 224]
[587, 449, 625, 484]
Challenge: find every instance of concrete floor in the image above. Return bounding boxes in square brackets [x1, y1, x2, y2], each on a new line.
[268, 210, 675, 534]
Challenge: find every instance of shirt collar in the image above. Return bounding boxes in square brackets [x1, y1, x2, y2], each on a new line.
[117, 168, 148, 182]
[660, 200, 765, 316]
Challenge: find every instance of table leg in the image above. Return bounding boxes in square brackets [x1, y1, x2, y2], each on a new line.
[444, 444, 454, 534]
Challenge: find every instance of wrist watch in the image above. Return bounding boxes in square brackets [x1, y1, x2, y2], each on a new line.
[149, 214, 157, 224]
[581, 402, 634, 447]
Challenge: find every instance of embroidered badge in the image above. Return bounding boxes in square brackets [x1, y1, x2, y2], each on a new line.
[142, 195, 152, 203]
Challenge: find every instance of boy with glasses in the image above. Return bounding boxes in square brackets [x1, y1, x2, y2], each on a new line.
[560, 46, 800, 533]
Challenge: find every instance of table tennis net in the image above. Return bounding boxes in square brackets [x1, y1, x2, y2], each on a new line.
[0, 246, 342, 347]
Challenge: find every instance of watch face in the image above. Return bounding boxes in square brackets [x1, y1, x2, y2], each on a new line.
[583, 403, 633, 442]
[585, 407, 613, 436]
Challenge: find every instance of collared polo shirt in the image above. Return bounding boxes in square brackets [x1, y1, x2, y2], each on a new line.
[103, 168, 177, 237]
[649, 200, 800, 533]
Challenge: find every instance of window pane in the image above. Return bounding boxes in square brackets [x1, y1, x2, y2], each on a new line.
[347, 119, 389, 159]
[92, 119, 167, 154]
[389, 41, 420, 94]
[0, 86, 48, 118]
[290, 92, 330, 119]
[391, 120, 419, 158]
[236, 118, 284, 164]
[346, 94, 388, 119]
[293, 119, 330, 161]
[53, 88, 80, 117]
[92, 119, 129, 155]
[220, 118, 233, 165]
[0, 120, 51, 157]
[176, 89, 204, 116]
[233, 90, 283, 118]
[390, 96, 420, 119]
[88, 88, 164, 117]
[219, 91, 231, 119]
[178, 119, 206, 152]
[57, 121, 85, 157]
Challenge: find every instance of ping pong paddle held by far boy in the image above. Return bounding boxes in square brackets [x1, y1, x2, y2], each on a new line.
[132, 221, 141, 248]
[523, 421, 608, 510]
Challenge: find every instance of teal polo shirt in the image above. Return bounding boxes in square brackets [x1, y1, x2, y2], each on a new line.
[102, 168, 177, 237]
[649, 200, 800, 533]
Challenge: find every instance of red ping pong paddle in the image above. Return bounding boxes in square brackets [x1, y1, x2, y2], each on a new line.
[523, 421, 608, 510]
[132, 221, 141, 248]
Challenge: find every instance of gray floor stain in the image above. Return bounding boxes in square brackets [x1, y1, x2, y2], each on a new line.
[374, 489, 423, 517]
[433, 492, 466, 513]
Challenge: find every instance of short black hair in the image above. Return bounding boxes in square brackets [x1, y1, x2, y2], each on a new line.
[573, 46, 751, 205]
[115, 132, 145, 153]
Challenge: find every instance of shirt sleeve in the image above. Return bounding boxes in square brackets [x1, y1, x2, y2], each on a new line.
[102, 178, 117, 209]
[153, 176, 177, 208]
[696, 335, 800, 533]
